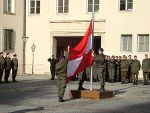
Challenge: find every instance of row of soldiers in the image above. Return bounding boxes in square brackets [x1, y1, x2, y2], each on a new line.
[0, 52, 18, 83]
[82, 53, 150, 86]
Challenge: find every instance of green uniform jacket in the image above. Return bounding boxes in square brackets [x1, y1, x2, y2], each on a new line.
[0, 56, 5, 70]
[120, 59, 128, 72]
[56, 58, 67, 76]
[108, 60, 116, 69]
[131, 60, 141, 73]
[4, 57, 12, 70]
[11, 58, 18, 70]
[142, 59, 150, 72]
[94, 54, 105, 68]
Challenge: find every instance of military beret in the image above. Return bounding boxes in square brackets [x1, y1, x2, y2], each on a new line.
[134, 55, 137, 57]
[6, 53, 10, 55]
[98, 48, 104, 52]
[0, 52, 3, 54]
[13, 54, 17, 57]
[145, 54, 148, 56]
[128, 55, 131, 57]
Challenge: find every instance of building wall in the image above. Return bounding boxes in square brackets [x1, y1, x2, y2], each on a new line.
[0, 0, 23, 74]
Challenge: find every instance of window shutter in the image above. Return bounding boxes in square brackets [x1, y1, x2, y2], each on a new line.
[11, 0, 15, 13]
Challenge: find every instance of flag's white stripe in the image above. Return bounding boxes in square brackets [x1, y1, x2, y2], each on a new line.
[85, 34, 92, 54]
[67, 56, 83, 77]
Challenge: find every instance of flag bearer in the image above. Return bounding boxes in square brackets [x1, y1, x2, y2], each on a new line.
[56, 56, 68, 102]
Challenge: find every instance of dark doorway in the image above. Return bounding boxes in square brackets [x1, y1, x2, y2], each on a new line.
[54, 36, 101, 58]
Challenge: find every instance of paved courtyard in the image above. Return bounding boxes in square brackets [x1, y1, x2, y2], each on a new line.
[0, 75, 150, 113]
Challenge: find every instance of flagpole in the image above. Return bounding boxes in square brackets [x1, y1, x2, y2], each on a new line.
[90, 0, 95, 91]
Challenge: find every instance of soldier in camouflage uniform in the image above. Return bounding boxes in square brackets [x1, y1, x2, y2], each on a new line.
[0, 52, 5, 83]
[11, 54, 18, 82]
[56, 56, 67, 102]
[94, 48, 106, 92]
[48, 55, 57, 80]
[127, 55, 133, 83]
[142, 54, 150, 85]
[120, 55, 128, 84]
[108, 56, 116, 83]
[92, 53, 98, 82]
[4, 53, 12, 83]
[131, 55, 141, 85]
[115, 56, 121, 82]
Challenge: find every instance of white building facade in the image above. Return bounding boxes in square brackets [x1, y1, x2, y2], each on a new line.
[0, 0, 150, 77]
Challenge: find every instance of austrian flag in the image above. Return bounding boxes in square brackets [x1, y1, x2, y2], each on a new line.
[67, 21, 93, 79]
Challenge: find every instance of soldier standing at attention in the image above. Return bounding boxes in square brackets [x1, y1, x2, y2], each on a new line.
[131, 55, 141, 85]
[115, 56, 121, 82]
[48, 55, 57, 80]
[0, 52, 5, 83]
[127, 55, 133, 83]
[56, 56, 67, 102]
[120, 55, 128, 84]
[11, 54, 18, 82]
[95, 48, 106, 92]
[142, 54, 150, 85]
[4, 53, 12, 83]
[108, 56, 116, 83]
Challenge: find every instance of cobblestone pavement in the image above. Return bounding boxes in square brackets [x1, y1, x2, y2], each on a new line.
[0, 75, 150, 113]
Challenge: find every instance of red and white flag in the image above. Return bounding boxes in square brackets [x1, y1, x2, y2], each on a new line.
[67, 21, 93, 80]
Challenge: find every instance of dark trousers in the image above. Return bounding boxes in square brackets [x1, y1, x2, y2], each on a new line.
[50, 67, 55, 79]
[4, 69, 11, 82]
[0, 69, 4, 81]
[12, 69, 17, 81]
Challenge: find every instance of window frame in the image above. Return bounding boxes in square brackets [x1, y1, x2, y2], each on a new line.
[119, 0, 133, 11]
[137, 34, 150, 52]
[87, 0, 100, 13]
[3, 0, 16, 14]
[3, 28, 15, 52]
[57, 0, 69, 14]
[121, 34, 132, 52]
[29, 0, 40, 15]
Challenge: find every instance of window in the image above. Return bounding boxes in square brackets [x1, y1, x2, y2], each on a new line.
[121, 34, 132, 51]
[29, 0, 40, 14]
[119, 0, 133, 11]
[3, 29, 15, 51]
[88, 0, 99, 12]
[138, 34, 149, 52]
[3, 0, 15, 14]
[57, 0, 69, 13]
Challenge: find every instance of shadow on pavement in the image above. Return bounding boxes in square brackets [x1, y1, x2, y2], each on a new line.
[9, 107, 44, 113]
[0, 79, 57, 105]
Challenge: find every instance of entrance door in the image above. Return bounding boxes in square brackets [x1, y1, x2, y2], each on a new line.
[54, 36, 101, 58]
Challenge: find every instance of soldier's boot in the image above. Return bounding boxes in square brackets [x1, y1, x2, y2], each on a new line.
[97, 85, 105, 92]
[12, 78, 17, 82]
[58, 97, 65, 102]
[78, 80, 86, 90]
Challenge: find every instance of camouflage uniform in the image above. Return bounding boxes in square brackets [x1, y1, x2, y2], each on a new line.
[108, 59, 116, 82]
[142, 58, 150, 85]
[48, 58, 57, 79]
[131, 59, 141, 84]
[120, 59, 128, 83]
[4, 56, 12, 83]
[11, 56, 18, 82]
[115, 59, 121, 82]
[56, 57, 67, 102]
[95, 54, 106, 86]
[0, 55, 5, 83]
[127, 59, 133, 83]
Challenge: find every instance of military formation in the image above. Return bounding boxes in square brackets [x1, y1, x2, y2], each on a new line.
[0, 52, 18, 83]
[49, 48, 150, 102]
